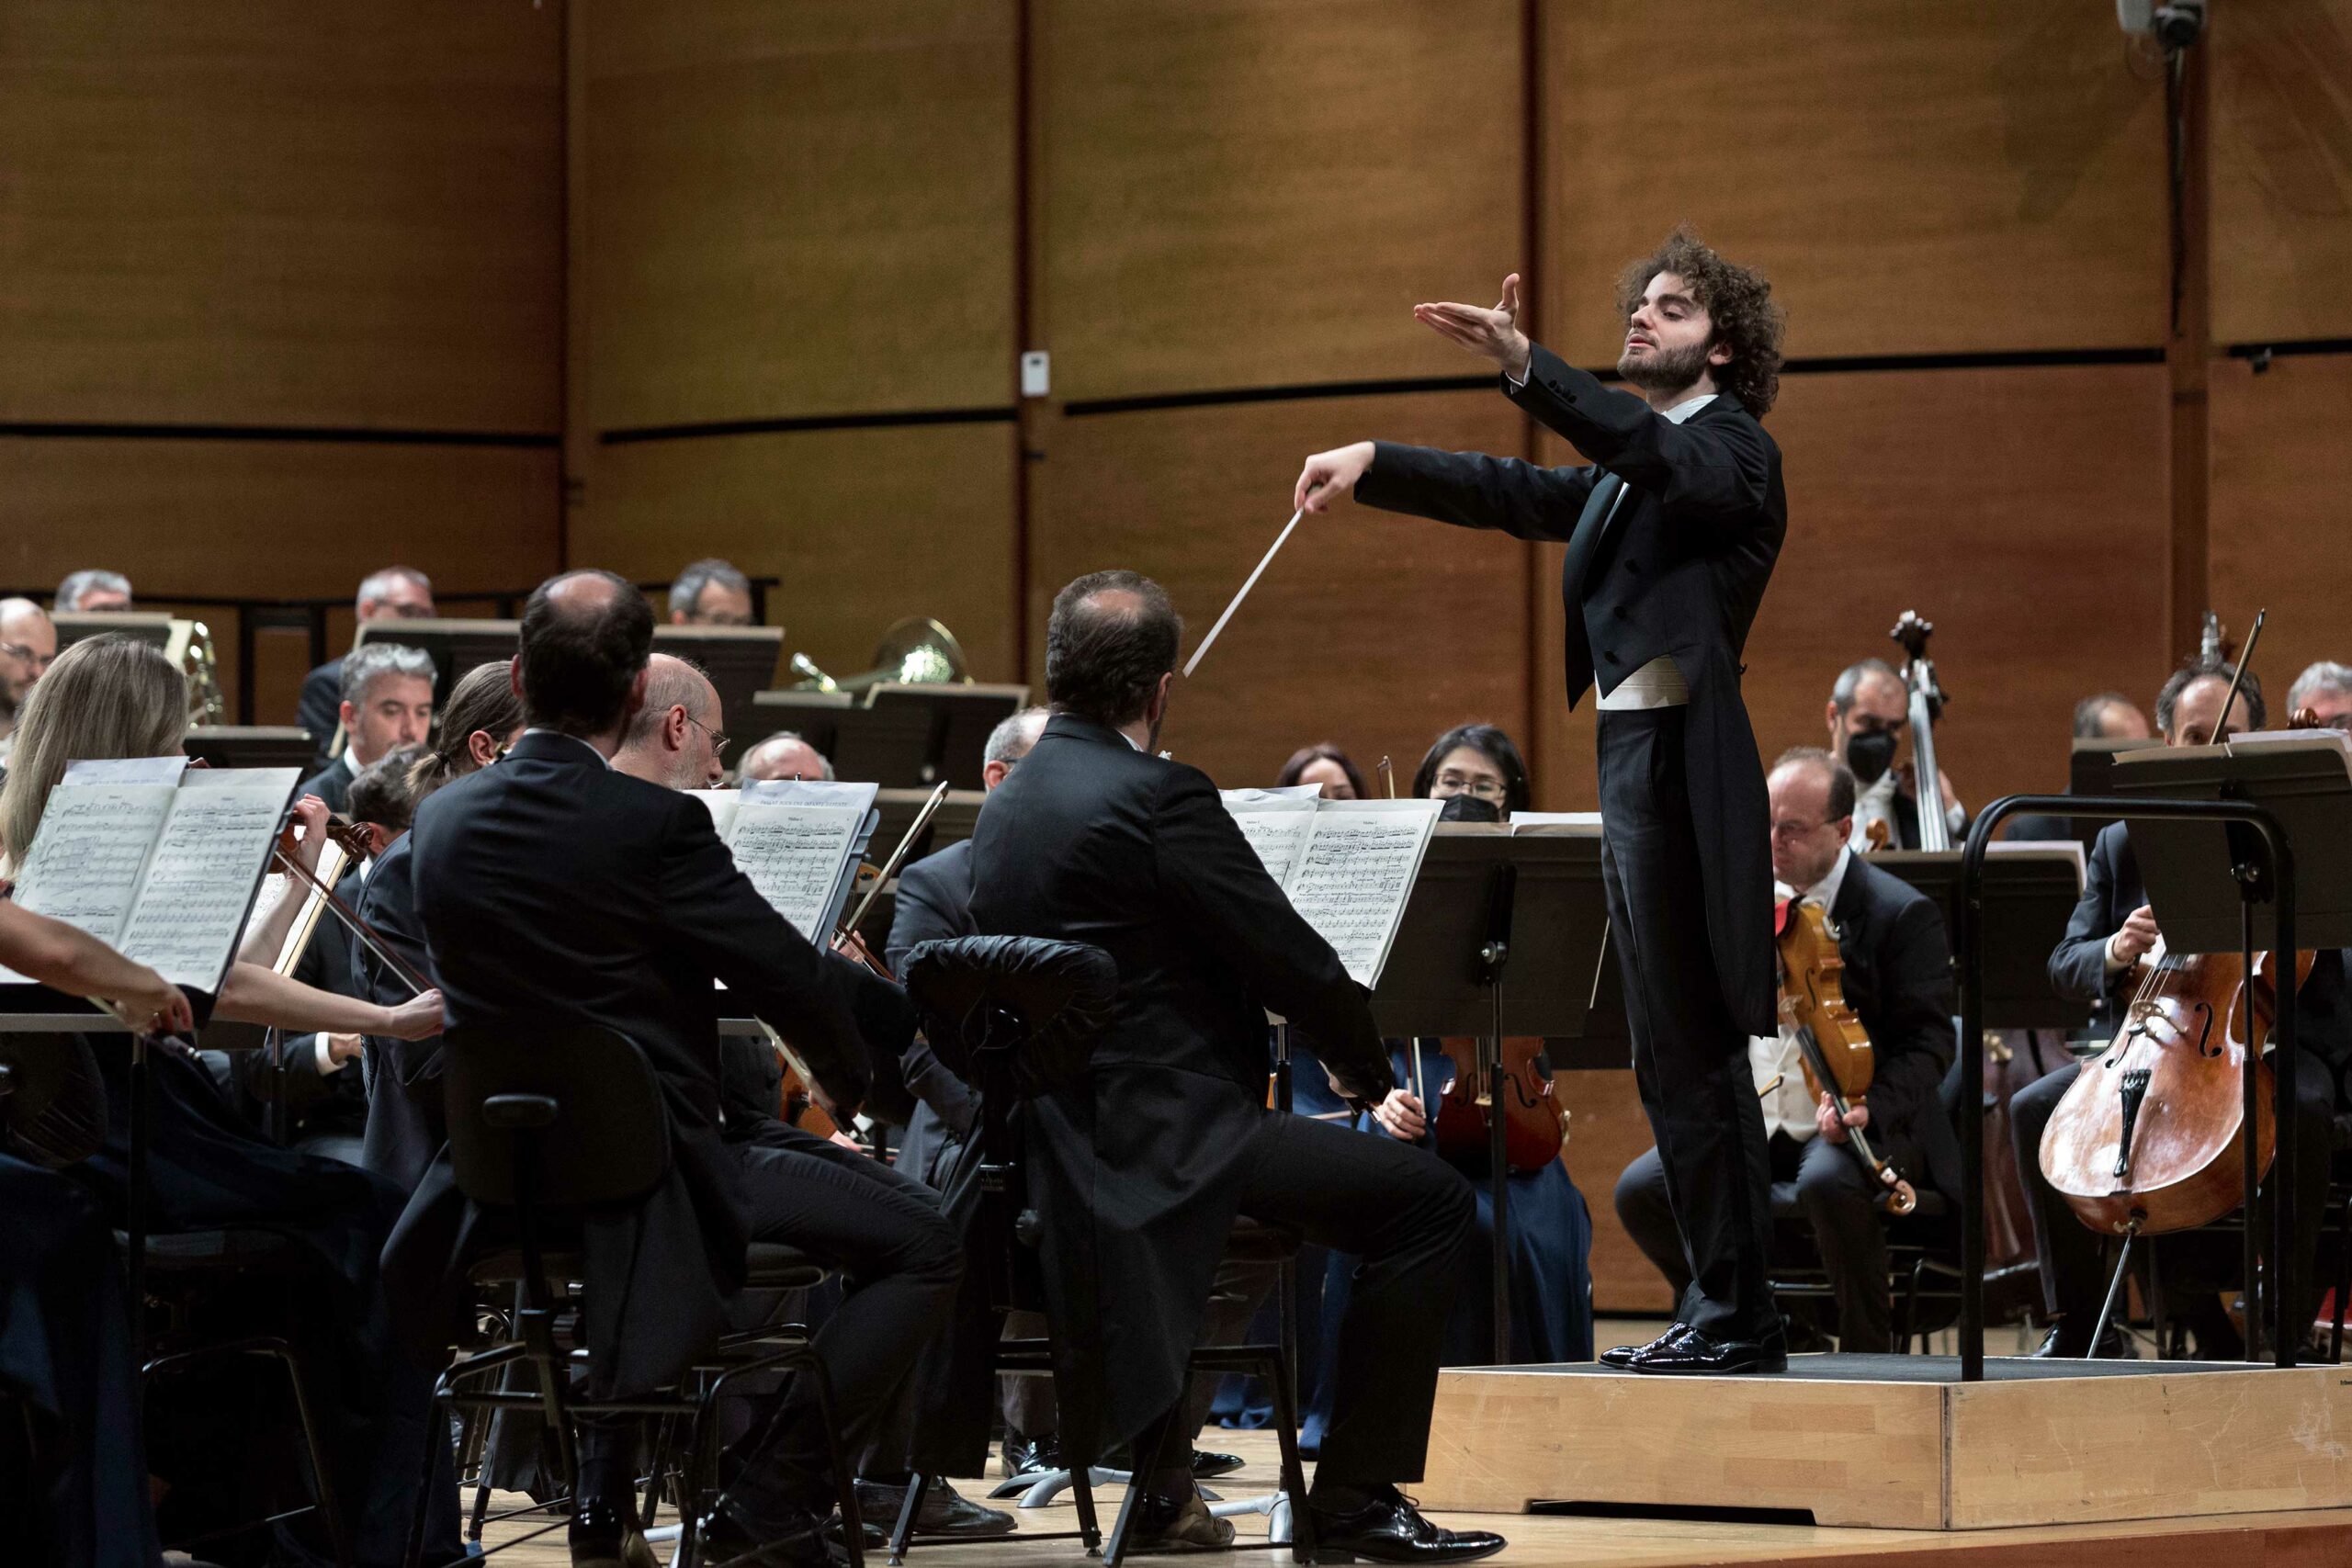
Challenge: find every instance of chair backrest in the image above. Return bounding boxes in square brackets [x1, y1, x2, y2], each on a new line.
[443, 1022, 670, 1210]
[900, 934, 1117, 1093]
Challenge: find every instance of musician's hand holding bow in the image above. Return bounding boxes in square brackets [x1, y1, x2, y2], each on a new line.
[1412, 273, 1532, 381]
[117, 969, 196, 1039]
[1815, 1092, 1868, 1145]
[1374, 1088, 1429, 1142]
[381, 987, 446, 1041]
[2109, 904, 2162, 969]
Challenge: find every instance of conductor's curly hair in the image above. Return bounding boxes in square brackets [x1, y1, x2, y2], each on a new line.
[1615, 227, 1786, 418]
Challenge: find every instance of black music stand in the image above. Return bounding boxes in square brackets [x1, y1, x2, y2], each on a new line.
[1874, 847, 2089, 1032]
[653, 625, 785, 769]
[865, 683, 1031, 791]
[749, 692, 937, 785]
[184, 726, 320, 771]
[869, 788, 987, 869]
[51, 611, 176, 653]
[1956, 788, 2312, 1380]
[2066, 736, 2148, 847]
[353, 617, 520, 699]
[1369, 826, 1607, 1363]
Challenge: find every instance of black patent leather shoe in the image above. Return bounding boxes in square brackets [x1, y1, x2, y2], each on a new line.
[1001, 1430, 1064, 1477]
[2029, 1321, 2135, 1359]
[1599, 1322, 1689, 1369]
[568, 1495, 659, 1568]
[1308, 1486, 1505, 1564]
[1627, 1325, 1787, 1375]
[855, 1476, 1016, 1538]
[1192, 1446, 1245, 1479]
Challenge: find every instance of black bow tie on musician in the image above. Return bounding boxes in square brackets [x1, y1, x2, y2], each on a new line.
[1294, 232, 1791, 1378]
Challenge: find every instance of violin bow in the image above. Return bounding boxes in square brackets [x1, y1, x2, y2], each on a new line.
[269, 831, 434, 999]
[837, 780, 952, 949]
[2213, 608, 2266, 739]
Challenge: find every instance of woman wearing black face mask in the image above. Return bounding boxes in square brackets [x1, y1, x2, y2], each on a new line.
[1295, 725, 1593, 1453]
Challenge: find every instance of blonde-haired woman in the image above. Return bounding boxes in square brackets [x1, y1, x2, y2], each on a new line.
[1, 634, 457, 1562]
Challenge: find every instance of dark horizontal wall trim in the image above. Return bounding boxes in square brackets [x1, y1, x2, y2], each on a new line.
[600, 406, 1017, 445]
[0, 420, 557, 448]
[2224, 337, 2352, 364]
[1060, 347, 2174, 418]
[1064, 375, 1494, 418]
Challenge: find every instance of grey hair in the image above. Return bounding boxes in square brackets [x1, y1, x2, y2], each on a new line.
[356, 565, 432, 614]
[983, 705, 1050, 768]
[668, 558, 752, 619]
[52, 570, 132, 612]
[621, 653, 713, 748]
[1831, 658, 1900, 716]
[340, 641, 436, 707]
[742, 730, 835, 782]
[2288, 660, 2352, 716]
[2072, 691, 2142, 739]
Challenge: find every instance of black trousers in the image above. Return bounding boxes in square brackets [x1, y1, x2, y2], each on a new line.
[1618, 1128, 1920, 1352]
[1160, 1111, 1472, 1489]
[1597, 708, 1777, 1341]
[2011, 1050, 2335, 1341]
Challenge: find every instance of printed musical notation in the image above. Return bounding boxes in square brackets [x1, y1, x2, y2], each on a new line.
[8, 784, 175, 942]
[119, 772, 296, 988]
[729, 804, 863, 941]
[1221, 794, 1441, 988]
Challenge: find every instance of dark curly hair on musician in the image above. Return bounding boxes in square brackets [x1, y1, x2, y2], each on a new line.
[2155, 656, 2265, 739]
[1615, 227, 1786, 417]
[1411, 723, 1532, 817]
[348, 743, 424, 835]
[516, 570, 653, 737]
[1046, 570, 1182, 728]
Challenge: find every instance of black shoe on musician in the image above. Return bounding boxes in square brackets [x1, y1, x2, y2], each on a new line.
[1599, 1321, 1689, 1369]
[1192, 1446, 1246, 1479]
[1627, 1324, 1788, 1375]
[1129, 1485, 1236, 1550]
[698, 1497, 834, 1568]
[2029, 1320, 2135, 1359]
[1001, 1430, 1065, 1478]
[854, 1476, 1016, 1538]
[567, 1495, 660, 1568]
[1308, 1484, 1506, 1564]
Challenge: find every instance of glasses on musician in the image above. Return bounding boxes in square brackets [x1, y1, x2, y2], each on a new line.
[0, 641, 53, 673]
[684, 714, 729, 756]
[1431, 773, 1507, 802]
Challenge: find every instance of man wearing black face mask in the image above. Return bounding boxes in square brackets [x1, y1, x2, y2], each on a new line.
[1826, 660, 1965, 852]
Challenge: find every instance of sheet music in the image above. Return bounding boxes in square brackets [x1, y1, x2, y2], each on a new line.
[1510, 811, 1605, 833]
[723, 780, 879, 941]
[691, 788, 742, 839]
[2224, 728, 2352, 777]
[1, 783, 178, 980]
[117, 769, 300, 990]
[1219, 786, 1323, 885]
[1278, 800, 1442, 988]
[1986, 837, 2086, 894]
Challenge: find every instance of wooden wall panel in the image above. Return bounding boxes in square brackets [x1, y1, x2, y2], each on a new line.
[1032, 393, 1532, 790]
[574, 423, 1020, 693]
[1037, 0, 1522, 403]
[2209, 355, 2352, 697]
[1529, 366, 2175, 823]
[1541, 2, 2169, 366]
[0, 1, 562, 433]
[582, 1, 1017, 431]
[0, 439, 560, 723]
[1558, 1068, 1675, 1315]
[2211, 1, 2352, 344]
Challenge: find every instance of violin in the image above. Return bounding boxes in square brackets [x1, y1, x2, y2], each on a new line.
[2040, 608, 2314, 1239]
[1426, 1036, 1569, 1173]
[1775, 897, 1917, 1213]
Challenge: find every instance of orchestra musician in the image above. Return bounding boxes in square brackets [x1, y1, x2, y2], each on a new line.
[2015, 657, 2352, 1357]
[1296, 228, 1791, 1375]
[1826, 658, 1966, 852]
[741, 729, 836, 783]
[0, 632, 456, 1564]
[389, 571, 961, 1568]
[346, 660, 525, 1192]
[299, 641, 435, 815]
[0, 597, 57, 764]
[969, 570, 1503, 1561]
[1618, 748, 1962, 1353]
[51, 570, 132, 614]
[296, 567, 437, 772]
[668, 558, 756, 627]
[2006, 693, 2155, 844]
[2289, 660, 2352, 730]
[1275, 741, 1366, 799]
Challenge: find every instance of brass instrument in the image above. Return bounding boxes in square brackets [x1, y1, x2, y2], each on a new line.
[791, 616, 970, 694]
[183, 620, 228, 727]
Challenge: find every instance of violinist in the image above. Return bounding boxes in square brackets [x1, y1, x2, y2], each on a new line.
[1345, 723, 1595, 1367]
[2288, 660, 2352, 730]
[298, 640, 435, 816]
[1826, 659, 1965, 852]
[970, 571, 1501, 1562]
[1617, 749, 1960, 1353]
[2015, 657, 2352, 1357]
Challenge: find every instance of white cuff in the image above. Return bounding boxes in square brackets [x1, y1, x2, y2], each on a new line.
[2103, 932, 2131, 974]
[312, 1033, 348, 1075]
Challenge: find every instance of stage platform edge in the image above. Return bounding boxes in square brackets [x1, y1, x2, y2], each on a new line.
[1418, 1352, 2352, 1530]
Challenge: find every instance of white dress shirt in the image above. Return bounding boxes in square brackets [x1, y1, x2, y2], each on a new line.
[1748, 847, 1854, 1141]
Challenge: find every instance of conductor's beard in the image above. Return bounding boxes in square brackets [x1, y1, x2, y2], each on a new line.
[1618, 337, 1713, 397]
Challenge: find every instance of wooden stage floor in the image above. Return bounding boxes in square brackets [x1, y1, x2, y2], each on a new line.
[467, 1427, 2352, 1568]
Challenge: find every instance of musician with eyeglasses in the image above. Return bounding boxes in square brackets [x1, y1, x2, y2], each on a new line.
[0, 596, 57, 765]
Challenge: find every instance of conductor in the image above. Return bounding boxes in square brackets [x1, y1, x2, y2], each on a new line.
[1295, 229, 1791, 1373]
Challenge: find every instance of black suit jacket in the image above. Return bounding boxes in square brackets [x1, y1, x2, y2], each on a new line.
[2048, 821, 2145, 1036]
[297, 658, 345, 773]
[385, 730, 875, 1393]
[884, 838, 984, 1184]
[1824, 853, 1963, 1201]
[1357, 344, 1784, 1033]
[298, 753, 355, 818]
[349, 832, 446, 1192]
[968, 714, 1387, 1460]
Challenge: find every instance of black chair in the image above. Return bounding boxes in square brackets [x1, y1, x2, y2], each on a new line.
[891, 935, 1316, 1568]
[401, 1022, 857, 1568]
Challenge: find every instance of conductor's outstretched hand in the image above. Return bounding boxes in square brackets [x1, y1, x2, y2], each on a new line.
[1294, 441, 1375, 514]
[1415, 273, 1532, 380]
